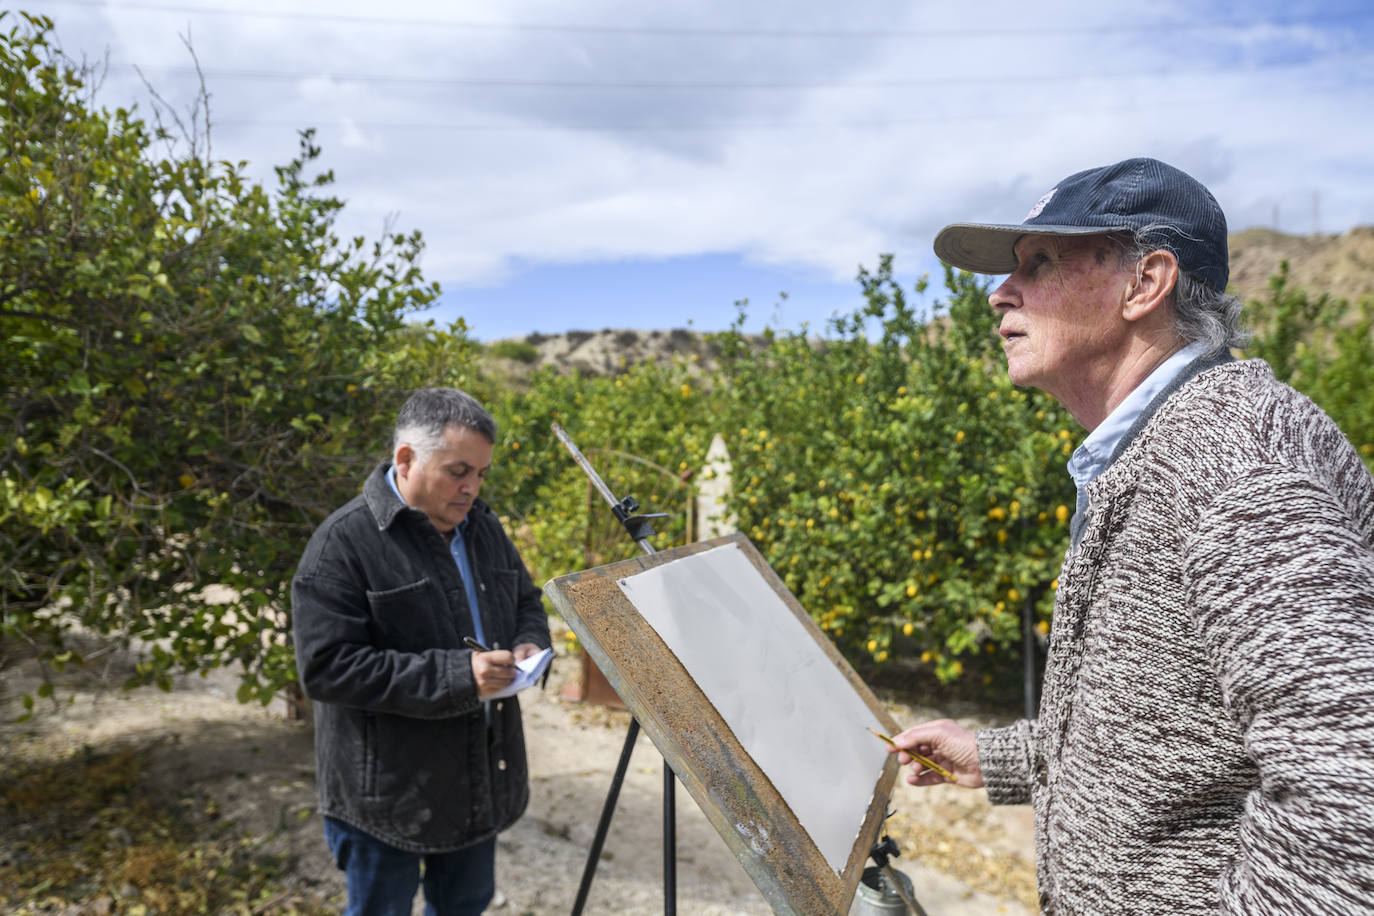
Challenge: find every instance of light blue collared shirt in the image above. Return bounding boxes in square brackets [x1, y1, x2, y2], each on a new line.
[1067, 341, 1209, 544]
[386, 465, 487, 648]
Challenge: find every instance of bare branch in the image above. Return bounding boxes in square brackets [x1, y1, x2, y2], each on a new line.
[134, 63, 189, 154]
[179, 26, 213, 166]
[86, 446, 155, 501]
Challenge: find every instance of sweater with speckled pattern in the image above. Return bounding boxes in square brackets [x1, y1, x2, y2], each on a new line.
[977, 358, 1374, 915]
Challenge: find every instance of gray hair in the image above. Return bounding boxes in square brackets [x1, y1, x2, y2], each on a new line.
[393, 388, 497, 463]
[1118, 227, 1249, 353]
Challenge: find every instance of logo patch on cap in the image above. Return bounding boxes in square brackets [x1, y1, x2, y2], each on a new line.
[1025, 188, 1056, 220]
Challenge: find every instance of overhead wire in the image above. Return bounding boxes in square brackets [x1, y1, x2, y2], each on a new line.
[23, 0, 1374, 39]
[124, 55, 1363, 92]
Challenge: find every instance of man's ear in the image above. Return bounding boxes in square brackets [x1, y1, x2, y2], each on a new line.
[394, 443, 416, 478]
[1123, 249, 1179, 323]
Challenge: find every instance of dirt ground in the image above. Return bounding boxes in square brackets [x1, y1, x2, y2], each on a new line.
[0, 625, 1037, 916]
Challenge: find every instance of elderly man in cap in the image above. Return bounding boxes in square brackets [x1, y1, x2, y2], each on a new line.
[888, 159, 1374, 914]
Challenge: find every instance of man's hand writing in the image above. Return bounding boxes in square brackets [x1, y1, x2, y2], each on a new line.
[471, 649, 516, 698]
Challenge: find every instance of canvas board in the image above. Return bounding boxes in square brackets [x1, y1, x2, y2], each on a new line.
[543, 533, 900, 916]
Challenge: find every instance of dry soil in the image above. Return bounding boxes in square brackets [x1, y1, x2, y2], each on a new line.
[0, 625, 1036, 916]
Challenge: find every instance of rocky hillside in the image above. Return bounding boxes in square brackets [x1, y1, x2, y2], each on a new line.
[484, 327, 723, 377]
[1228, 225, 1374, 305]
[481, 227, 1374, 378]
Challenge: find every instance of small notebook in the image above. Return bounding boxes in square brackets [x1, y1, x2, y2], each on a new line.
[488, 647, 554, 699]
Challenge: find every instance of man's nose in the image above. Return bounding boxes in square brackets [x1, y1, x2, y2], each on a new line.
[989, 279, 1017, 311]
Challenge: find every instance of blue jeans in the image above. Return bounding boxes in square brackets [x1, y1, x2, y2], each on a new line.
[324, 816, 496, 916]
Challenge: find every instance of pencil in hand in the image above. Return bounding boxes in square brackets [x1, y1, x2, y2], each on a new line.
[868, 727, 958, 783]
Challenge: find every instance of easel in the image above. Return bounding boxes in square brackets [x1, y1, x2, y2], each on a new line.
[553, 424, 929, 916]
[553, 423, 680, 916]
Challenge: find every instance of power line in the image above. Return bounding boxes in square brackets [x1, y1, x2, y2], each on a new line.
[25, 0, 1374, 39]
[118, 55, 1370, 93]
[208, 92, 1331, 134]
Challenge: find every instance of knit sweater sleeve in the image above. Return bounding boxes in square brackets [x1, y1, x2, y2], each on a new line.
[1184, 463, 1374, 914]
[976, 719, 1038, 805]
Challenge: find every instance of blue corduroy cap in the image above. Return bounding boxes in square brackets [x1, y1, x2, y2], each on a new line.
[933, 158, 1230, 291]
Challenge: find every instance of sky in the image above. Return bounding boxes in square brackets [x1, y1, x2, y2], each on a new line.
[17, 0, 1374, 340]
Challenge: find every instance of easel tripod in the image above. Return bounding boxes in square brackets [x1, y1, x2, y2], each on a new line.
[553, 424, 680, 916]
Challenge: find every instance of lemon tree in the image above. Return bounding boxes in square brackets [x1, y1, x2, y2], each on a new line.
[0, 14, 466, 706]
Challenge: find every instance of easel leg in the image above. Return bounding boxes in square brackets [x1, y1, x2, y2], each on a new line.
[572, 719, 641, 916]
[664, 764, 676, 915]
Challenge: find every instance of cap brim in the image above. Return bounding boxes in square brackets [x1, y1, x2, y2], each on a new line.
[933, 222, 1129, 275]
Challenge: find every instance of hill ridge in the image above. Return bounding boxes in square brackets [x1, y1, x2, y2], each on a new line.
[481, 227, 1374, 377]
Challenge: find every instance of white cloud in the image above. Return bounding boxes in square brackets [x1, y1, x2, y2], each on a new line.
[23, 0, 1374, 327]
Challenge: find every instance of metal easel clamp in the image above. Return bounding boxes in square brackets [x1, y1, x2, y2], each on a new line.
[869, 835, 901, 869]
[610, 495, 667, 543]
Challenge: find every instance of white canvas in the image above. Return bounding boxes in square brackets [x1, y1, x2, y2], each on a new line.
[616, 542, 889, 874]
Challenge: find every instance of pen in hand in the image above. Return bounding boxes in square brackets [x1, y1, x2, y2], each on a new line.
[465, 636, 518, 699]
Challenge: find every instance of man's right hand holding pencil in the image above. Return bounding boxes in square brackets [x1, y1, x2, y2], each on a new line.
[884, 720, 985, 788]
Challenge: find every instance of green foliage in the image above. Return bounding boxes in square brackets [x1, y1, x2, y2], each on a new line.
[0, 14, 469, 704]
[1238, 262, 1374, 470]
[486, 338, 542, 364]
[477, 357, 719, 584]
